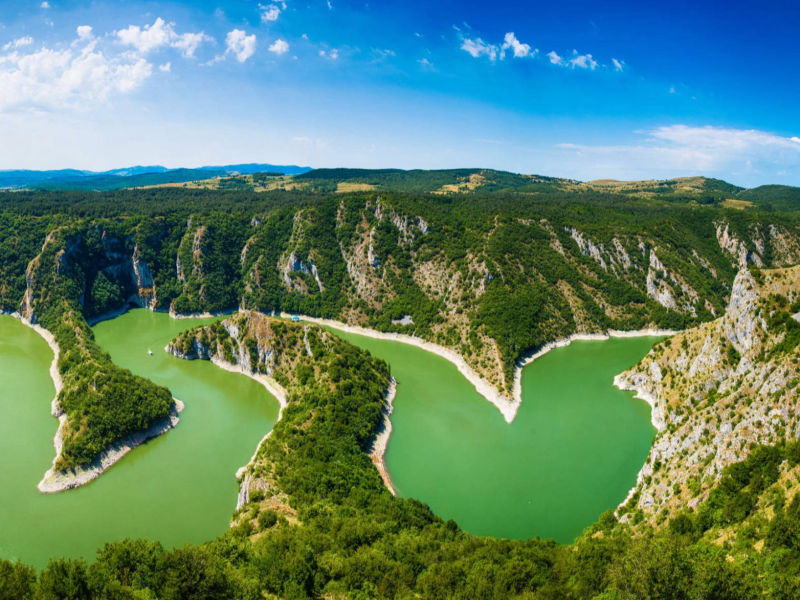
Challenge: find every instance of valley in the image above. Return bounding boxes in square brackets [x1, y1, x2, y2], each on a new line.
[0, 171, 798, 597]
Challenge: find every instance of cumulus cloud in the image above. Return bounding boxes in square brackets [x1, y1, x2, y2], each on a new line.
[226, 29, 257, 62]
[318, 48, 339, 60]
[268, 38, 289, 55]
[500, 32, 533, 59]
[76, 26, 93, 40]
[546, 50, 562, 65]
[0, 34, 152, 111]
[460, 37, 498, 61]
[260, 3, 281, 22]
[556, 125, 800, 184]
[460, 31, 623, 73]
[116, 18, 212, 57]
[569, 51, 597, 70]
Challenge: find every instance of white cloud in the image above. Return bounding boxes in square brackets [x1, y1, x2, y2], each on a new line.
[226, 29, 256, 62]
[460, 37, 497, 61]
[159, 61, 171, 72]
[268, 38, 289, 55]
[0, 35, 152, 111]
[40, 1, 49, 7]
[611, 58, 624, 72]
[76, 26, 93, 40]
[117, 18, 173, 53]
[172, 32, 212, 57]
[500, 32, 533, 59]
[260, 4, 281, 22]
[116, 18, 212, 57]
[555, 125, 800, 184]
[546, 50, 562, 65]
[569, 51, 597, 70]
[318, 48, 339, 60]
[3, 37, 34, 51]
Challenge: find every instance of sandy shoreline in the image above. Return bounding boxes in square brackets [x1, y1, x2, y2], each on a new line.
[369, 378, 397, 495]
[612, 370, 668, 514]
[280, 313, 521, 422]
[3, 305, 673, 504]
[2, 310, 188, 493]
[168, 309, 234, 320]
[193, 356, 293, 512]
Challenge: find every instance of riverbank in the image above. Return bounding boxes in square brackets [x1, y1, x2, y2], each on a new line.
[198, 358, 289, 510]
[162, 344, 290, 507]
[2, 310, 189, 494]
[612, 368, 668, 515]
[369, 378, 397, 496]
[37, 398, 185, 494]
[283, 312, 676, 424]
[518, 328, 676, 430]
[281, 313, 520, 422]
[169, 308, 234, 320]
[199, 354, 289, 480]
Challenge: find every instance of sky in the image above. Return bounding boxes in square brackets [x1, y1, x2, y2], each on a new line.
[0, 0, 799, 186]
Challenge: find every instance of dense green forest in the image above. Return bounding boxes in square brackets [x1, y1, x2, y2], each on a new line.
[0, 173, 799, 596]
[4, 314, 800, 599]
[1, 176, 799, 471]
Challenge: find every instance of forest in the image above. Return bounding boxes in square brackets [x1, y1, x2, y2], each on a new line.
[1, 179, 798, 469]
[3, 313, 800, 599]
[0, 175, 799, 597]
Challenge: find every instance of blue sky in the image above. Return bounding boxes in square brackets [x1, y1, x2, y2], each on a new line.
[0, 0, 799, 186]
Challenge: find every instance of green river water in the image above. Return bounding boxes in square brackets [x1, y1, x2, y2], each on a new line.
[0, 309, 656, 568]
[332, 330, 658, 543]
[0, 311, 279, 569]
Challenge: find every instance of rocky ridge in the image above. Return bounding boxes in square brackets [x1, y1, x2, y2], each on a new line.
[616, 265, 800, 524]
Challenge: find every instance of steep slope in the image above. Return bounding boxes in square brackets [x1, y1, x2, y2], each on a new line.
[167, 311, 394, 520]
[16, 226, 178, 491]
[616, 265, 800, 525]
[1, 185, 799, 489]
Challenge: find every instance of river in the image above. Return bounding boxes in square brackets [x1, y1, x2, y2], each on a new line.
[0, 311, 279, 569]
[331, 330, 658, 542]
[0, 310, 656, 567]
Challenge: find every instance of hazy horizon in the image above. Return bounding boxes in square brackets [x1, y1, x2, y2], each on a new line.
[0, 0, 798, 187]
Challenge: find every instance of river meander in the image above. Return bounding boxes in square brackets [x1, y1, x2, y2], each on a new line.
[0, 309, 657, 568]
[0, 311, 279, 569]
[331, 330, 659, 543]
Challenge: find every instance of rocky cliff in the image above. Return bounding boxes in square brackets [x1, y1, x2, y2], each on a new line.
[616, 265, 800, 524]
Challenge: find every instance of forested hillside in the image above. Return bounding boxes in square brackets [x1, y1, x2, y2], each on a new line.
[4, 307, 800, 598]
[1, 177, 799, 475]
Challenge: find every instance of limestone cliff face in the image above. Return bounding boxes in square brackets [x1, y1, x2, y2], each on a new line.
[20, 228, 159, 322]
[616, 266, 800, 523]
[167, 310, 321, 384]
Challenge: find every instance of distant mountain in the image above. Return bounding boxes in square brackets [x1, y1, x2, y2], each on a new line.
[0, 163, 312, 191]
[197, 163, 311, 176]
[0, 169, 92, 188]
